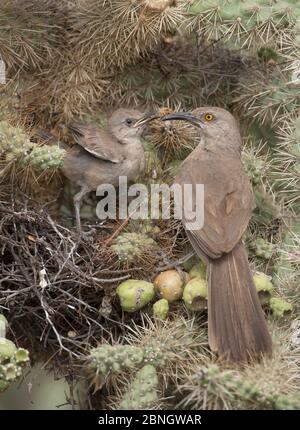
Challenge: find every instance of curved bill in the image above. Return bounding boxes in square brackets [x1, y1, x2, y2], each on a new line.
[161, 112, 203, 128]
[133, 113, 160, 128]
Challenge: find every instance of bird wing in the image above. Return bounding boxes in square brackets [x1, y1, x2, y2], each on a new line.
[68, 123, 125, 163]
[175, 151, 255, 259]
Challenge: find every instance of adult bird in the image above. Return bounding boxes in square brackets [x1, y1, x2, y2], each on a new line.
[160, 107, 272, 363]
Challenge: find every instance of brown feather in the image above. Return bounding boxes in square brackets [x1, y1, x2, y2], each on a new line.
[208, 242, 272, 362]
[68, 123, 125, 163]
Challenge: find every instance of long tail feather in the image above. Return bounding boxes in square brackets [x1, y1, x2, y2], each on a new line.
[208, 242, 272, 362]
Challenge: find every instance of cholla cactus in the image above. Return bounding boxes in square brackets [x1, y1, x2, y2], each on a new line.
[118, 364, 159, 410]
[242, 142, 271, 186]
[252, 188, 281, 226]
[235, 76, 299, 126]
[88, 344, 144, 376]
[127, 220, 161, 237]
[270, 297, 292, 318]
[0, 121, 65, 171]
[23, 145, 65, 171]
[88, 316, 208, 402]
[0, 0, 59, 73]
[110, 232, 158, 263]
[187, 1, 299, 47]
[179, 363, 300, 410]
[88, 319, 202, 380]
[178, 326, 300, 409]
[37, 52, 109, 121]
[0, 343, 30, 392]
[0, 121, 32, 159]
[274, 116, 300, 209]
[273, 220, 300, 310]
[107, 41, 238, 109]
[249, 237, 275, 260]
[0, 314, 30, 393]
[123, 316, 208, 384]
[69, 0, 188, 72]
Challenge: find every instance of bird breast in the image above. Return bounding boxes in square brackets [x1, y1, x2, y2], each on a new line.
[62, 144, 145, 190]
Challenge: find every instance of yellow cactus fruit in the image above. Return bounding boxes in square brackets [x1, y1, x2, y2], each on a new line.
[154, 270, 184, 302]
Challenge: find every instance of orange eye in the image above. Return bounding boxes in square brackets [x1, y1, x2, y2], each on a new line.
[204, 113, 214, 121]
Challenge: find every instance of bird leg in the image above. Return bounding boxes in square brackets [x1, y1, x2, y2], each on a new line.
[155, 251, 195, 272]
[73, 185, 91, 231]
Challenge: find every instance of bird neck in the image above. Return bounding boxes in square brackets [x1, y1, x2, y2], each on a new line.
[123, 140, 144, 159]
[201, 130, 242, 156]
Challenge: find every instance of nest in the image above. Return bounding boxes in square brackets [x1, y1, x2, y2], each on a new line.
[0, 196, 189, 367]
[0, 200, 129, 360]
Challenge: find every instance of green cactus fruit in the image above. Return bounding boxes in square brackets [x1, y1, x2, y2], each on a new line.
[153, 299, 169, 320]
[0, 315, 7, 326]
[0, 315, 7, 338]
[89, 344, 144, 376]
[154, 270, 184, 302]
[3, 363, 19, 381]
[189, 261, 207, 280]
[0, 338, 17, 362]
[14, 348, 30, 364]
[119, 364, 159, 410]
[270, 298, 292, 319]
[117, 280, 155, 312]
[253, 272, 274, 305]
[183, 278, 208, 311]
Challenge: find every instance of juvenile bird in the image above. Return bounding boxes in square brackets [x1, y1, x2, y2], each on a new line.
[41, 109, 148, 230]
[159, 107, 272, 363]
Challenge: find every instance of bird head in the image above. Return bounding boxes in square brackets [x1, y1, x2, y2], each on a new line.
[161, 107, 241, 144]
[109, 108, 158, 143]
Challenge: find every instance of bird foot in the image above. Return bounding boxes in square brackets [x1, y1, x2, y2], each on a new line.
[156, 251, 195, 272]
